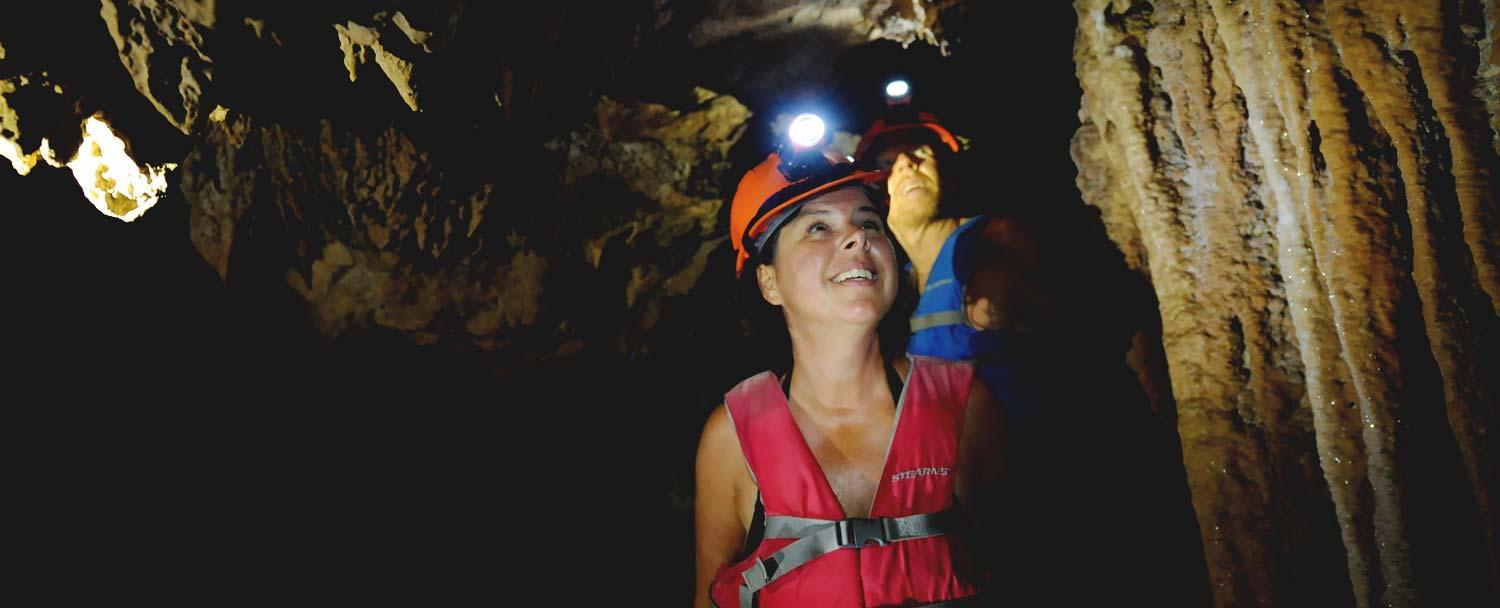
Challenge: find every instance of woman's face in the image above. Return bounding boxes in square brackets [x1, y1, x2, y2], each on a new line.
[877, 138, 942, 221]
[756, 186, 898, 328]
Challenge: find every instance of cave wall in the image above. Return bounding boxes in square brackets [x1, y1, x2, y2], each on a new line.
[1072, 1, 1499, 606]
[2, 0, 964, 366]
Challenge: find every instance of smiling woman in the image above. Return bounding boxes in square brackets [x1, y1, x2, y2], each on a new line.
[756, 187, 896, 324]
[695, 149, 1005, 607]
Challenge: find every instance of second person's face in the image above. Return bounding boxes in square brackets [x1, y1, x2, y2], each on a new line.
[879, 142, 942, 219]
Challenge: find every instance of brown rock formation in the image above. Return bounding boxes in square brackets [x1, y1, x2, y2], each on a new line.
[180, 88, 748, 356]
[335, 4, 464, 112]
[1073, 1, 1499, 606]
[686, 0, 959, 49]
[101, 0, 214, 134]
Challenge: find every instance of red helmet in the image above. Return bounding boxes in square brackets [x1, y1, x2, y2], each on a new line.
[853, 111, 961, 163]
[729, 153, 883, 276]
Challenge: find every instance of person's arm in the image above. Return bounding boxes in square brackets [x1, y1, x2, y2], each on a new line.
[965, 217, 1051, 332]
[954, 377, 1007, 579]
[695, 405, 752, 608]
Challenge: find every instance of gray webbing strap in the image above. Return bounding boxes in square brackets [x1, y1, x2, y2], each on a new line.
[910, 310, 969, 332]
[741, 525, 842, 593]
[739, 509, 960, 607]
[761, 515, 831, 540]
[763, 511, 952, 543]
[881, 511, 952, 541]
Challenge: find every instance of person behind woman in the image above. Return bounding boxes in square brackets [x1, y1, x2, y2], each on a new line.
[857, 115, 1052, 428]
[859, 111, 1209, 605]
[694, 147, 1004, 607]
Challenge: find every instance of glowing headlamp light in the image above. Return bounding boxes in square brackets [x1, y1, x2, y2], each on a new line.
[885, 80, 910, 99]
[777, 113, 834, 180]
[885, 79, 912, 107]
[787, 113, 826, 149]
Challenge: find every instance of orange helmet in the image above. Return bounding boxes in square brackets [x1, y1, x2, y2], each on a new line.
[729, 153, 883, 276]
[853, 111, 961, 163]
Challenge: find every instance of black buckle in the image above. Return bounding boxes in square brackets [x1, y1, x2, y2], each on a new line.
[835, 518, 890, 548]
[743, 555, 778, 589]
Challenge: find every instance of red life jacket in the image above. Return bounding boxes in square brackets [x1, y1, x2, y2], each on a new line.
[709, 356, 984, 607]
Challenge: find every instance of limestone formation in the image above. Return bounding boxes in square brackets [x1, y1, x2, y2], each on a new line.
[100, 0, 215, 134]
[180, 88, 748, 355]
[1074, 1, 1499, 606]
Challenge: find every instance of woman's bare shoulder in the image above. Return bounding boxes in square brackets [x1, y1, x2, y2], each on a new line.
[699, 404, 738, 460]
[702, 402, 738, 444]
[697, 404, 752, 490]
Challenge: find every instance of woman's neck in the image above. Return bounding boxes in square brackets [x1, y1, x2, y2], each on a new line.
[785, 325, 889, 414]
[888, 213, 963, 290]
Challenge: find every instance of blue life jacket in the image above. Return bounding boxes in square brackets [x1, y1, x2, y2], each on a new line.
[907, 215, 1041, 425]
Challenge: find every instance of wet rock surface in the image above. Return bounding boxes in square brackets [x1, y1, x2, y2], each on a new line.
[1074, 1, 1499, 605]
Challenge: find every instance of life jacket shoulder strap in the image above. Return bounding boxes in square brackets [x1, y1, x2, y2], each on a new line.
[722, 371, 784, 488]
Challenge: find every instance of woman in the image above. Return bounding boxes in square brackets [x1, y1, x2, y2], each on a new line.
[694, 150, 1004, 607]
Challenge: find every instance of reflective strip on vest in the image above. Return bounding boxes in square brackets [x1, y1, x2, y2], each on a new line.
[911, 310, 969, 333]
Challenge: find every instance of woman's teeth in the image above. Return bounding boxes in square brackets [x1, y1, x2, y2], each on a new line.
[833, 269, 876, 283]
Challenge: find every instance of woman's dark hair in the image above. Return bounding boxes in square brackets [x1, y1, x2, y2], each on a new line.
[735, 183, 916, 374]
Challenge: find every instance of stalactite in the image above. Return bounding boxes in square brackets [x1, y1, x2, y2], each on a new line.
[1074, 1, 1499, 605]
